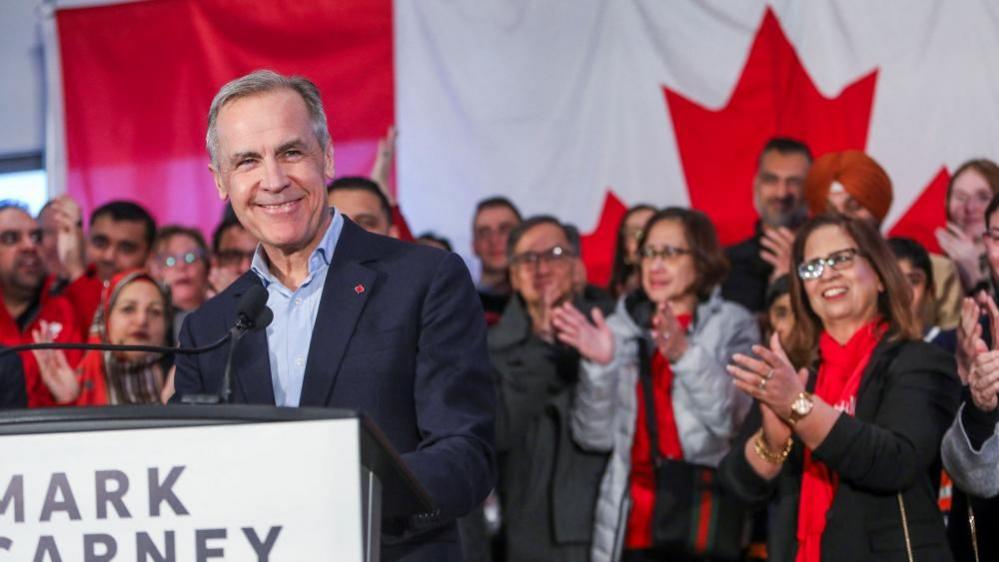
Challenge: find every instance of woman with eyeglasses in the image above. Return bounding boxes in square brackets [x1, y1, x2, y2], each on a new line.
[32, 269, 175, 405]
[149, 226, 211, 342]
[935, 159, 999, 295]
[721, 213, 960, 562]
[552, 207, 759, 562]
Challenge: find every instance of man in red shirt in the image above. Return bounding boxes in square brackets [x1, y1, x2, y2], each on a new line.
[0, 202, 82, 407]
[41, 198, 156, 338]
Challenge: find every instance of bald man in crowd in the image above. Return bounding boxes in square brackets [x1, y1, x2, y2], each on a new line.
[803, 150, 961, 328]
[0, 202, 82, 407]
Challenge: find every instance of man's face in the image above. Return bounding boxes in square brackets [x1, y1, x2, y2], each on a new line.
[328, 189, 396, 237]
[216, 224, 258, 275]
[473, 206, 520, 274]
[767, 293, 794, 346]
[754, 150, 810, 228]
[87, 216, 150, 281]
[826, 191, 879, 226]
[210, 89, 334, 257]
[0, 209, 45, 298]
[36, 205, 61, 276]
[509, 223, 576, 310]
[896, 258, 929, 323]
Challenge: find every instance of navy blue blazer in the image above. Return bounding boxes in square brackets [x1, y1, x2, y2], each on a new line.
[174, 219, 496, 560]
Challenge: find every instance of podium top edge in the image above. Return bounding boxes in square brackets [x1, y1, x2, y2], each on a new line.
[0, 404, 362, 434]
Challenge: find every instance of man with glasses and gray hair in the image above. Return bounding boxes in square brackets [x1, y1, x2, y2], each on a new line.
[488, 215, 613, 560]
[173, 69, 495, 561]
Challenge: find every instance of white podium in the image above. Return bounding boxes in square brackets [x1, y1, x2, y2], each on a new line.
[0, 406, 432, 562]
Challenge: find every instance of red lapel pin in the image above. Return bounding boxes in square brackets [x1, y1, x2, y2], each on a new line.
[354, 284, 365, 294]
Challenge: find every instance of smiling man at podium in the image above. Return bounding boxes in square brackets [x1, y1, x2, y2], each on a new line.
[173, 70, 495, 561]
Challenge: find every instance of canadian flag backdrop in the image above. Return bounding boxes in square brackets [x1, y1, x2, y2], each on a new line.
[48, 0, 999, 285]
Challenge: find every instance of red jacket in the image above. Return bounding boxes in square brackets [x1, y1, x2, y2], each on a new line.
[0, 279, 83, 407]
[55, 266, 104, 339]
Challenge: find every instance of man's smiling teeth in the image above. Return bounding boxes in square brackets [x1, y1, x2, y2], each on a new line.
[259, 201, 296, 210]
[823, 287, 847, 298]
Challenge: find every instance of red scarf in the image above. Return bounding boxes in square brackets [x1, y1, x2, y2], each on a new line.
[795, 320, 885, 562]
[626, 314, 692, 549]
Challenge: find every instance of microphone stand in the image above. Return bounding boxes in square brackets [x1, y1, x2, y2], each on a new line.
[218, 319, 253, 404]
[0, 333, 232, 358]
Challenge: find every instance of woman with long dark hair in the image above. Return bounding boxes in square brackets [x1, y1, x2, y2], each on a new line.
[722, 213, 960, 561]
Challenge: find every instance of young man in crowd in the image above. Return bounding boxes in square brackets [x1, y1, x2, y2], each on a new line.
[489, 215, 613, 561]
[41, 198, 157, 336]
[326, 176, 399, 238]
[722, 137, 812, 312]
[473, 196, 522, 325]
[0, 202, 82, 407]
[209, 210, 258, 294]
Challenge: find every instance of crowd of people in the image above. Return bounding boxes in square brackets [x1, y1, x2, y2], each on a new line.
[2, 130, 999, 562]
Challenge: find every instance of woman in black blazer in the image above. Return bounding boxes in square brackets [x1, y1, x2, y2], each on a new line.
[722, 214, 961, 562]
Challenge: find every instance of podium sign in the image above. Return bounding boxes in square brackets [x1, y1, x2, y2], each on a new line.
[0, 418, 363, 560]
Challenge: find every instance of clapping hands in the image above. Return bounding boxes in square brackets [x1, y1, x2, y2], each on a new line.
[960, 296, 999, 412]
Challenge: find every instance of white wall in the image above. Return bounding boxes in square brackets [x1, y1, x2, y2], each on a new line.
[0, 0, 46, 158]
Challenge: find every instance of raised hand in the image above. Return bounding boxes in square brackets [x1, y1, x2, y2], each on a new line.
[728, 333, 808, 442]
[935, 223, 984, 289]
[651, 301, 687, 361]
[970, 349, 999, 412]
[957, 297, 985, 383]
[30, 320, 80, 404]
[49, 196, 86, 280]
[760, 226, 795, 281]
[370, 125, 398, 204]
[552, 301, 614, 365]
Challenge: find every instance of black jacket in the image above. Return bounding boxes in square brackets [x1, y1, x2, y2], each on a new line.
[721, 225, 772, 313]
[719, 339, 961, 562]
[0, 350, 26, 409]
[490, 294, 613, 562]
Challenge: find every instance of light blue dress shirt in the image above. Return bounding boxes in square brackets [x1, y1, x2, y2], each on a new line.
[250, 209, 344, 407]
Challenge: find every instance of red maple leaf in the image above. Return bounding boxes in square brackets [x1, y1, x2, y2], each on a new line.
[887, 167, 949, 254]
[579, 190, 628, 288]
[664, 8, 878, 245]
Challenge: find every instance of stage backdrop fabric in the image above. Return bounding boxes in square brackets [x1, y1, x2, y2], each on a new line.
[48, 1, 999, 285]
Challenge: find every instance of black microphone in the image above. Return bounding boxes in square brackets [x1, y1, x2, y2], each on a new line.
[218, 284, 272, 404]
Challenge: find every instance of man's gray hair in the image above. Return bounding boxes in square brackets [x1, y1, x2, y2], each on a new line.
[206, 69, 331, 170]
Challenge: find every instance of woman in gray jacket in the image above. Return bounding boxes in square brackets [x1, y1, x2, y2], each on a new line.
[553, 208, 759, 562]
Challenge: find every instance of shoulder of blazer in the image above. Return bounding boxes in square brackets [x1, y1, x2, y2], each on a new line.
[855, 338, 956, 409]
[334, 217, 449, 269]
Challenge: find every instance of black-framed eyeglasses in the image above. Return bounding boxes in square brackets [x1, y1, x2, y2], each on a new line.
[0, 229, 43, 247]
[797, 248, 860, 281]
[639, 245, 691, 261]
[158, 250, 204, 269]
[510, 245, 575, 268]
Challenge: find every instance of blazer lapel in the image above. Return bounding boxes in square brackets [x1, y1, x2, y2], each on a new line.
[227, 274, 276, 405]
[299, 221, 378, 407]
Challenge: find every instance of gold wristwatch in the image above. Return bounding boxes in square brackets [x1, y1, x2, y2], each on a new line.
[787, 392, 814, 425]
